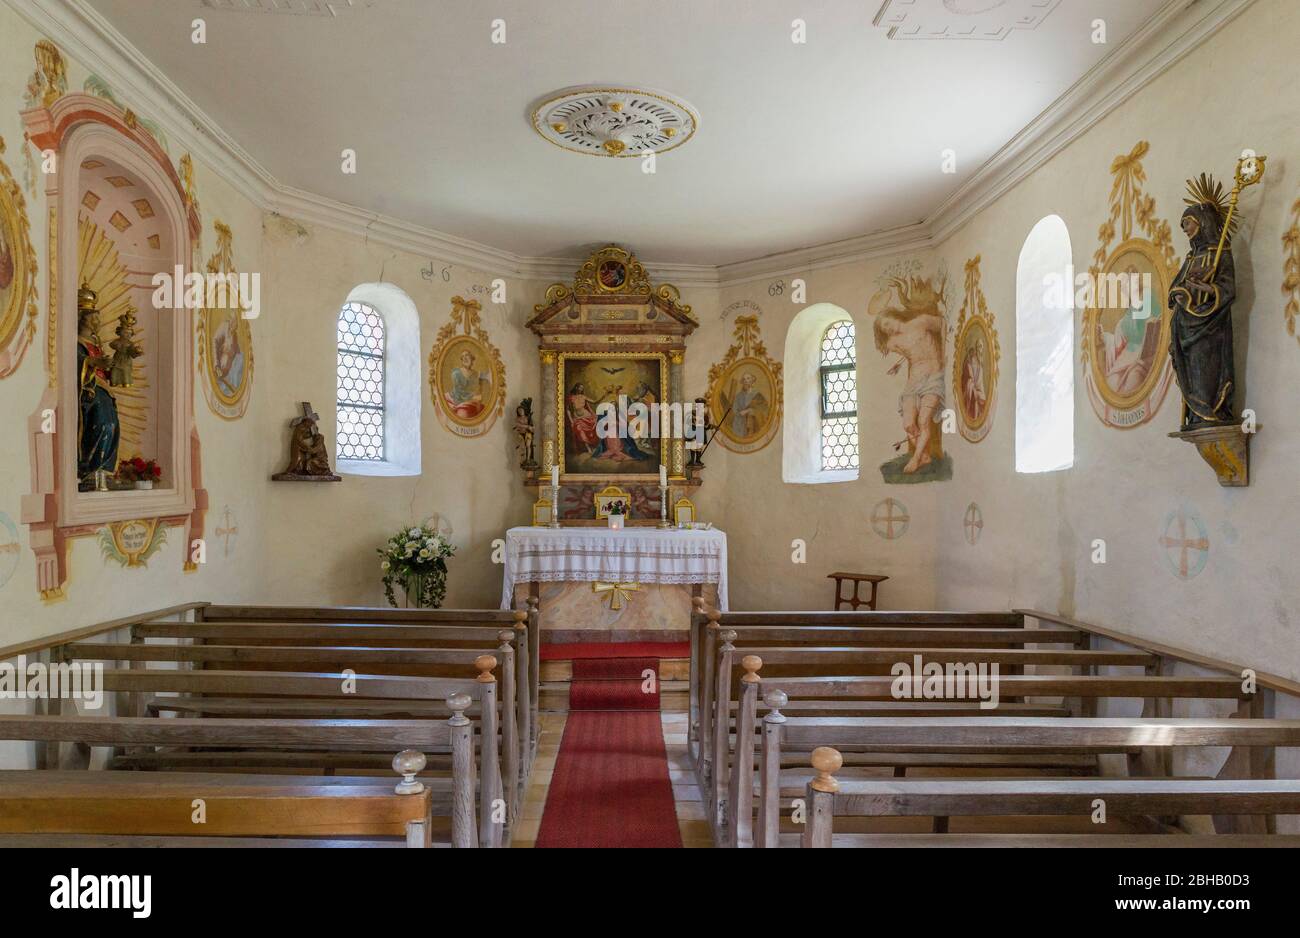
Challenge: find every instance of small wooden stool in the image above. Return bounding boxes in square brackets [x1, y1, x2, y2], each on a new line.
[827, 572, 888, 610]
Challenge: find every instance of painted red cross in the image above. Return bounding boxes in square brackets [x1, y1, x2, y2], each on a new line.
[964, 503, 983, 545]
[872, 498, 909, 540]
[1160, 512, 1209, 579]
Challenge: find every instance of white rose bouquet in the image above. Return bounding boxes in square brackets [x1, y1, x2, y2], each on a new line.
[378, 522, 456, 608]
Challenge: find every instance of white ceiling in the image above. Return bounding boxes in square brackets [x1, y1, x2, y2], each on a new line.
[84, 0, 1167, 266]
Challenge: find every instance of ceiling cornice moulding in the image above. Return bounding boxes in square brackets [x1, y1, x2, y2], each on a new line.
[5, 0, 1255, 289]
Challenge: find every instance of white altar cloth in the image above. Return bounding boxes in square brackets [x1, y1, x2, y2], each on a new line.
[500, 527, 729, 611]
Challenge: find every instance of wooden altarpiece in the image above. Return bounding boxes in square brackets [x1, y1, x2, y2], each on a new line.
[525, 245, 702, 524]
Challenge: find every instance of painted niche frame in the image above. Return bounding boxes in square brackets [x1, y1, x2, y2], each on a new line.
[952, 255, 1000, 443]
[1081, 141, 1179, 430]
[0, 134, 39, 378]
[428, 295, 506, 438]
[19, 60, 205, 599]
[557, 351, 670, 479]
[706, 315, 783, 454]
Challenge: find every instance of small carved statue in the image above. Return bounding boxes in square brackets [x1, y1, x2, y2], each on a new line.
[277, 402, 337, 478]
[686, 396, 715, 468]
[514, 397, 537, 470]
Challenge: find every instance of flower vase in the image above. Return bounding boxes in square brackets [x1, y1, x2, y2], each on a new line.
[134, 480, 153, 490]
[403, 573, 427, 608]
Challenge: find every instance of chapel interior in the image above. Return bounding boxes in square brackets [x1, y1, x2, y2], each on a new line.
[1, 0, 1300, 858]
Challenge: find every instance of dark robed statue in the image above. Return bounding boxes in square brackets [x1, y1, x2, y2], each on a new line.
[1167, 168, 1258, 431]
[77, 283, 120, 489]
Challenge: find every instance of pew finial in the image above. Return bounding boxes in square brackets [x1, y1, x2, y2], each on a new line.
[513, 609, 528, 623]
[475, 655, 498, 682]
[719, 629, 737, 649]
[810, 747, 842, 793]
[692, 596, 705, 612]
[498, 629, 515, 645]
[447, 692, 472, 726]
[392, 749, 427, 795]
[741, 655, 762, 684]
[706, 609, 722, 623]
[763, 688, 788, 723]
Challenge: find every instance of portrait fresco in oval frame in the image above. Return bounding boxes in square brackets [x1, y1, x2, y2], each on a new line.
[951, 255, 999, 445]
[706, 315, 782, 455]
[429, 296, 506, 439]
[0, 137, 39, 379]
[1081, 141, 1178, 430]
[199, 221, 254, 420]
[710, 357, 779, 453]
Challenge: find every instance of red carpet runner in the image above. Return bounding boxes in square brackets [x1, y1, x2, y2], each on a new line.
[535, 655, 682, 848]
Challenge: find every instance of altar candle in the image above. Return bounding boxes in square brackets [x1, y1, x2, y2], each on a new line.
[552, 465, 559, 487]
[659, 464, 667, 487]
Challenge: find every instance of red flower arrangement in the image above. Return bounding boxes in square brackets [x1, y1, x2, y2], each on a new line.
[117, 456, 162, 484]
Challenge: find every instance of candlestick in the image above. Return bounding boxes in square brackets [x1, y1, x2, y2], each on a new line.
[658, 483, 670, 529]
[659, 464, 667, 487]
[549, 483, 561, 528]
[551, 465, 559, 487]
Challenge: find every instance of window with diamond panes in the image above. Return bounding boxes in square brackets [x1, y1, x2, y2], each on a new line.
[820, 320, 858, 471]
[336, 301, 386, 461]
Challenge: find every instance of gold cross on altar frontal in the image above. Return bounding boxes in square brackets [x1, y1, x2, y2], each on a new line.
[592, 581, 640, 610]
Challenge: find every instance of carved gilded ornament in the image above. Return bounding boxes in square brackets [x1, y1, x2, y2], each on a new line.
[428, 296, 507, 438]
[25, 40, 67, 109]
[196, 221, 253, 419]
[532, 244, 693, 321]
[1081, 141, 1179, 429]
[0, 136, 39, 378]
[1283, 193, 1300, 347]
[951, 255, 1000, 444]
[706, 315, 783, 454]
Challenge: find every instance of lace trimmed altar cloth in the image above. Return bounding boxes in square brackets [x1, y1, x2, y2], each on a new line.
[500, 527, 729, 611]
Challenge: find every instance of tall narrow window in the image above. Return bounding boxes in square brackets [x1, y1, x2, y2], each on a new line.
[820, 320, 858, 471]
[336, 300, 386, 462]
[1015, 214, 1075, 473]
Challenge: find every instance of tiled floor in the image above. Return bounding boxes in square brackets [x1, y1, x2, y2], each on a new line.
[512, 709, 712, 848]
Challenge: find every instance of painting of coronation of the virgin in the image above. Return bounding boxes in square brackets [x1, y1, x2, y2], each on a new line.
[560, 354, 666, 475]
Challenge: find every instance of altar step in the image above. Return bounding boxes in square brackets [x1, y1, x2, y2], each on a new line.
[539, 659, 689, 683]
[541, 679, 689, 712]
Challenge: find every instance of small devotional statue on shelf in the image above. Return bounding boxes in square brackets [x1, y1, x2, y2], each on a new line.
[76, 283, 120, 490]
[1167, 159, 1264, 431]
[514, 397, 537, 471]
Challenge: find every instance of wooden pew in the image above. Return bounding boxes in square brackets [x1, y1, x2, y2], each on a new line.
[0, 710, 477, 847]
[800, 746, 1300, 848]
[132, 616, 532, 769]
[72, 636, 524, 833]
[55, 660, 511, 846]
[748, 715, 1300, 847]
[716, 658, 1252, 839]
[197, 604, 539, 754]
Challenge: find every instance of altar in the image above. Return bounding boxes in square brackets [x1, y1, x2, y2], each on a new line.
[501, 526, 728, 639]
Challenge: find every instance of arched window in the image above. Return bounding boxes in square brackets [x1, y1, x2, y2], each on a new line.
[1015, 214, 1075, 473]
[819, 320, 858, 471]
[783, 303, 858, 483]
[336, 301, 386, 461]
[335, 283, 421, 477]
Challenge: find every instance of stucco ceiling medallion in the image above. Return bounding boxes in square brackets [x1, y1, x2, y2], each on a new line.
[531, 86, 699, 158]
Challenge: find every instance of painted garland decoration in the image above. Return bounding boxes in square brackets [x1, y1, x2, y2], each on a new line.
[428, 295, 506, 438]
[0, 135, 39, 378]
[951, 255, 1000, 443]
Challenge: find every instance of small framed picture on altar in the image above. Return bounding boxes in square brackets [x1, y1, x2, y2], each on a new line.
[594, 485, 632, 519]
[532, 498, 553, 526]
[674, 497, 696, 526]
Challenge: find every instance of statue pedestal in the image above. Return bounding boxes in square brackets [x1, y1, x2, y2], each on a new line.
[1168, 424, 1254, 487]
